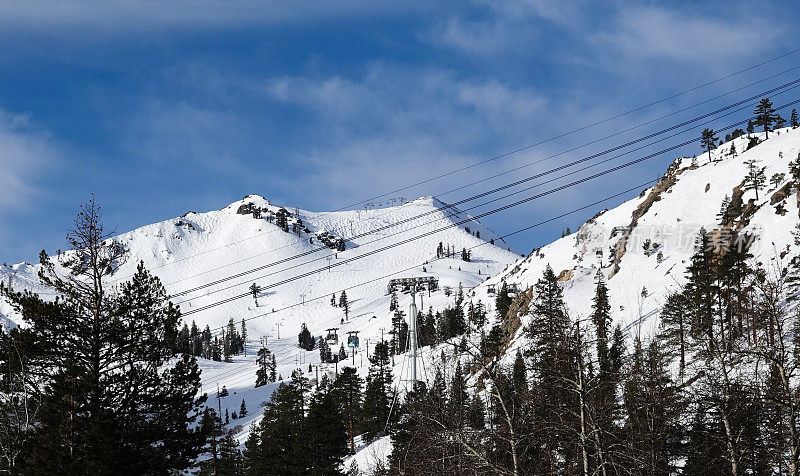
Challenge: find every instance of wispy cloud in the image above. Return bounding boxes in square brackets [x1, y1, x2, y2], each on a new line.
[597, 6, 777, 63]
[257, 64, 550, 205]
[0, 109, 59, 211]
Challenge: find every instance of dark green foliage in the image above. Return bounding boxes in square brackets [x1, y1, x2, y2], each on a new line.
[700, 128, 718, 162]
[275, 207, 290, 232]
[298, 322, 315, 351]
[754, 97, 779, 139]
[255, 347, 276, 387]
[361, 341, 394, 442]
[334, 367, 364, 454]
[1, 199, 205, 474]
[494, 281, 513, 320]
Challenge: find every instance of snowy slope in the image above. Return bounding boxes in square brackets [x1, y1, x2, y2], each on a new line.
[480, 126, 800, 362]
[0, 193, 519, 462]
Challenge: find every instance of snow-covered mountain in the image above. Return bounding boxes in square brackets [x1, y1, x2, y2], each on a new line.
[0, 192, 519, 463]
[5, 125, 800, 469]
[480, 126, 800, 364]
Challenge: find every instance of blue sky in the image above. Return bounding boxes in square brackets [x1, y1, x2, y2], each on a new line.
[1, 0, 798, 264]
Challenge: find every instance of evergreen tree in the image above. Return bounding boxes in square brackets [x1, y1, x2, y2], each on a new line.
[339, 290, 349, 320]
[334, 367, 364, 454]
[495, 281, 513, 320]
[190, 320, 200, 357]
[525, 265, 575, 472]
[318, 336, 331, 364]
[659, 292, 689, 373]
[791, 108, 799, 128]
[298, 323, 315, 351]
[621, 338, 684, 474]
[700, 128, 719, 162]
[255, 347, 274, 387]
[591, 270, 623, 460]
[754, 97, 779, 139]
[245, 380, 308, 474]
[240, 318, 248, 355]
[306, 377, 349, 474]
[6, 198, 206, 473]
[361, 341, 394, 441]
[239, 399, 248, 418]
[744, 158, 767, 200]
[275, 208, 290, 232]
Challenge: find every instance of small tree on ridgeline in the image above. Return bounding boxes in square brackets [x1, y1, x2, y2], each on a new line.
[755, 97, 779, 139]
[700, 128, 718, 162]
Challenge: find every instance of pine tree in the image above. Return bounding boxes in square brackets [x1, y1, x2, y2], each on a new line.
[306, 377, 349, 473]
[190, 320, 200, 357]
[275, 207, 290, 232]
[700, 128, 719, 162]
[791, 108, 799, 128]
[319, 336, 331, 364]
[246, 380, 308, 474]
[362, 341, 394, 441]
[621, 338, 684, 474]
[389, 290, 398, 312]
[754, 97, 779, 139]
[298, 323, 314, 351]
[239, 399, 248, 418]
[256, 347, 274, 387]
[744, 158, 767, 200]
[591, 270, 622, 456]
[339, 290, 349, 320]
[659, 291, 689, 373]
[334, 366, 364, 454]
[495, 281, 513, 320]
[240, 318, 248, 355]
[6, 198, 206, 473]
[525, 265, 574, 472]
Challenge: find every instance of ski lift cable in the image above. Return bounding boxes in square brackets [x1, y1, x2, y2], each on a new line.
[106, 61, 800, 288]
[179, 93, 800, 314]
[170, 79, 800, 302]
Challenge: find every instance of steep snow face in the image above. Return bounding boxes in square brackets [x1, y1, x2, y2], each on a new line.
[0, 193, 518, 455]
[1, 194, 517, 330]
[484, 127, 800, 348]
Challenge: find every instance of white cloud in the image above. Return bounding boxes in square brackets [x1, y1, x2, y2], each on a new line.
[0, 109, 59, 211]
[428, 0, 589, 56]
[254, 64, 553, 206]
[598, 6, 776, 62]
[263, 64, 547, 137]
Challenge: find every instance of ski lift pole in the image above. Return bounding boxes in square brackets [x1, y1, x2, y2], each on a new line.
[409, 283, 418, 385]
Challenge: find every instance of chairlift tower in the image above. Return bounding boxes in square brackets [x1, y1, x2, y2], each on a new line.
[409, 283, 419, 385]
